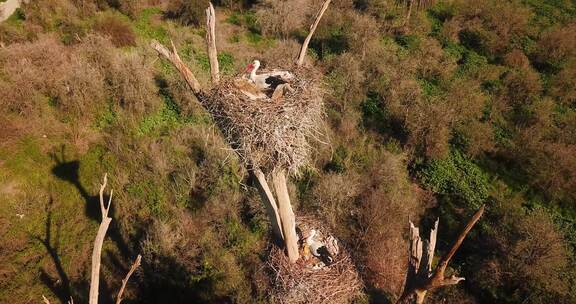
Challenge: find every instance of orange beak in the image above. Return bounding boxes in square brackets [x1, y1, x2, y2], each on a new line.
[246, 64, 254, 72]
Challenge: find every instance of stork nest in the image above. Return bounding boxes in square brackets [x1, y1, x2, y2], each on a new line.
[202, 66, 324, 175]
[267, 216, 364, 304]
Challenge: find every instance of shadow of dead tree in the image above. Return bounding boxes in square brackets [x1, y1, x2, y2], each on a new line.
[50, 146, 132, 260]
[33, 196, 115, 304]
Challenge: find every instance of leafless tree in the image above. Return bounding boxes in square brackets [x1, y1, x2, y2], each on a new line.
[43, 174, 141, 304]
[397, 205, 485, 304]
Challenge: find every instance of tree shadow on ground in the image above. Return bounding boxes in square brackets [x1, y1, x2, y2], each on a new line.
[34, 197, 72, 303]
[33, 196, 115, 304]
[45, 146, 131, 303]
[50, 146, 132, 259]
[138, 253, 233, 304]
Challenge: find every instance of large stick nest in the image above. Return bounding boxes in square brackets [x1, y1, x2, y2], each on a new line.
[202, 66, 324, 175]
[268, 215, 364, 304]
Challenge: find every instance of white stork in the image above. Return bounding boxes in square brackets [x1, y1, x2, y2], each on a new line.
[246, 60, 294, 98]
[306, 229, 334, 266]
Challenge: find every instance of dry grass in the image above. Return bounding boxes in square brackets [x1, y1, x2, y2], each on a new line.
[203, 66, 325, 175]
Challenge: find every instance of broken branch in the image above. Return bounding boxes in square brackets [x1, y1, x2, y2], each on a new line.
[150, 40, 203, 95]
[433, 205, 485, 280]
[297, 0, 331, 66]
[115, 254, 142, 304]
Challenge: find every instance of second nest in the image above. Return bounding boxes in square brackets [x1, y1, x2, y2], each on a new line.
[203, 66, 324, 175]
[267, 215, 364, 304]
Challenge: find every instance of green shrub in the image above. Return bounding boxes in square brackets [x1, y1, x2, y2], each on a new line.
[134, 7, 168, 42]
[419, 149, 490, 208]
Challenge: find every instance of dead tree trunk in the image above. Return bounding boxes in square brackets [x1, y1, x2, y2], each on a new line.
[254, 169, 284, 241]
[205, 2, 219, 84]
[89, 174, 113, 304]
[272, 169, 299, 263]
[297, 0, 331, 66]
[397, 205, 485, 304]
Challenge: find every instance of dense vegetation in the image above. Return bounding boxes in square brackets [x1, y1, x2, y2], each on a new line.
[0, 0, 575, 303]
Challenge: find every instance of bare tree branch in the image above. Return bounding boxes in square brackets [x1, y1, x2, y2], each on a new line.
[205, 2, 219, 84]
[150, 40, 203, 95]
[89, 174, 113, 304]
[398, 205, 485, 304]
[296, 0, 331, 66]
[115, 254, 142, 304]
[433, 205, 484, 280]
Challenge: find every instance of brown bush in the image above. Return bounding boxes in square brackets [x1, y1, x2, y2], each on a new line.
[93, 13, 137, 47]
[503, 49, 530, 69]
[77, 35, 159, 115]
[516, 132, 576, 203]
[356, 152, 426, 295]
[535, 23, 576, 68]
[454, 0, 532, 56]
[165, 0, 207, 26]
[0, 35, 106, 118]
[255, 0, 312, 38]
[258, 39, 301, 67]
[509, 209, 570, 297]
[0, 34, 158, 122]
[456, 120, 495, 157]
[311, 171, 362, 230]
[500, 68, 542, 107]
[550, 60, 576, 107]
[477, 206, 572, 303]
[325, 53, 367, 112]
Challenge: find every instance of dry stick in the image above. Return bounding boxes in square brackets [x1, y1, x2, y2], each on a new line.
[403, 0, 414, 27]
[206, 2, 219, 84]
[296, 0, 332, 66]
[150, 40, 202, 95]
[432, 205, 485, 281]
[397, 205, 485, 304]
[89, 174, 113, 304]
[254, 169, 285, 241]
[43, 295, 73, 304]
[272, 169, 299, 263]
[115, 255, 142, 304]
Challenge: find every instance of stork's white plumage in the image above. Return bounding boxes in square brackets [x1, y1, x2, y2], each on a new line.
[246, 60, 294, 93]
[306, 229, 334, 266]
